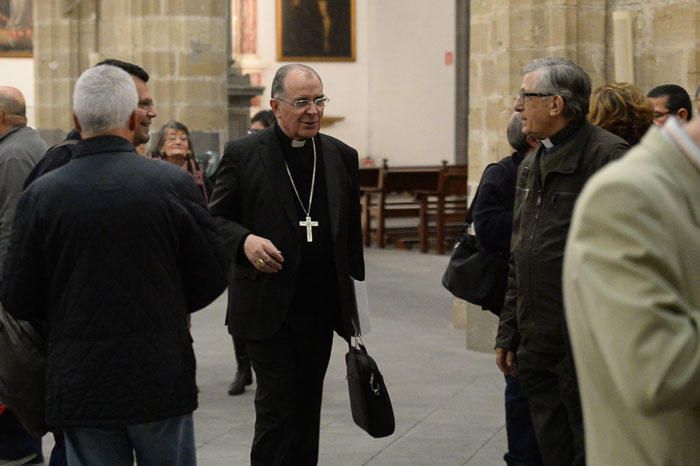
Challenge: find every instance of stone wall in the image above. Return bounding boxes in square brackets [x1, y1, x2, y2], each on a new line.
[607, 0, 700, 94]
[469, 0, 609, 182]
[34, 0, 228, 150]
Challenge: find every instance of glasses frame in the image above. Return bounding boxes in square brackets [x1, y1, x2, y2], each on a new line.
[165, 135, 189, 143]
[275, 96, 330, 110]
[517, 90, 556, 103]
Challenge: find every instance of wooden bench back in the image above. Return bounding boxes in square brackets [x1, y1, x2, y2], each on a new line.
[437, 165, 468, 196]
[379, 167, 441, 193]
[358, 167, 381, 189]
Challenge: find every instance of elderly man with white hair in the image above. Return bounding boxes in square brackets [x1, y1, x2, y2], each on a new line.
[0, 65, 228, 465]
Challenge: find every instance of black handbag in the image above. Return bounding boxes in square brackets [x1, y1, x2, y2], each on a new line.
[441, 163, 509, 313]
[345, 335, 395, 438]
[0, 304, 47, 437]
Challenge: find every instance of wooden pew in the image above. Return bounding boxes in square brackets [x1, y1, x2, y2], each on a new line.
[361, 163, 444, 248]
[415, 164, 468, 254]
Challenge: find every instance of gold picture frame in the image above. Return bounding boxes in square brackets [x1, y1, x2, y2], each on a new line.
[277, 0, 356, 62]
[0, 0, 33, 57]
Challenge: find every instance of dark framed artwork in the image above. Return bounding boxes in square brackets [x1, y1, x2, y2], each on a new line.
[277, 0, 355, 62]
[0, 0, 32, 57]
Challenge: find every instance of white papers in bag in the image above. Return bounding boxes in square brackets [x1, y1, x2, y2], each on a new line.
[352, 278, 371, 335]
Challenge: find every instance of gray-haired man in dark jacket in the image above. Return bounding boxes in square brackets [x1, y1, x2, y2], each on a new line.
[1, 64, 227, 465]
[495, 58, 630, 466]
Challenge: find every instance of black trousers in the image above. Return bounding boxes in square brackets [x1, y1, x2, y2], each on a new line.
[516, 347, 585, 466]
[247, 313, 334, 466]
[231, 335, 250, 372]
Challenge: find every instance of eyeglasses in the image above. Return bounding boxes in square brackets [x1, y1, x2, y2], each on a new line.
[517, 90, 555, 102]
[166, 135, 188, 143]
[653, 110, 672, 120]
[275, 96, 330, 110]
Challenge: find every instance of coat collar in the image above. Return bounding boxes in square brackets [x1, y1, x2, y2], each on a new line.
[257, 129, 341, 238]
[72, 135, 134, 159]
[0, 125, 25, 144]
[645, 126, 700, 224]
[531, 120, 595, 188]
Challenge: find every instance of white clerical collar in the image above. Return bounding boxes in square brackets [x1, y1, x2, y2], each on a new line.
[291, 139, 307, 148]
[662, 116, 700, 172]
[541, 138, 554, 149]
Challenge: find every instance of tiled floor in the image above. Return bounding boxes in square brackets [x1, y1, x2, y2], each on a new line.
[41, 247, 506, 465]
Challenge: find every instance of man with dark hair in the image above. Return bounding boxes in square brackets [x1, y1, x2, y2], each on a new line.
[647, 83, 692, 126]
[210, 63, 364, 465]
[24, 58, 157, 188]
[1, 64, 227, 465]
[495, 58, 629, 466]
[249, 109, 276, 133]
[0, 86, 47, 465]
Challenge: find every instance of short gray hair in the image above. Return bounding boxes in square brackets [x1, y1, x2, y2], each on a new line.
[506, 113, 529, 153]
[73, 65, 138, 134]
[524, 58, 591, 121]
[270, 64, 322, 99]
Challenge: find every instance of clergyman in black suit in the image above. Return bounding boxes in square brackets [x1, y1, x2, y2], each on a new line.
[209, 63, 365, 465]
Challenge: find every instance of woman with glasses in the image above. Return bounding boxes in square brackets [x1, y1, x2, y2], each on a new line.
[148, 120, 212, 202]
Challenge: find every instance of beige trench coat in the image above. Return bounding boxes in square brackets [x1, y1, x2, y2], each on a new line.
[564, 126, 700, 465]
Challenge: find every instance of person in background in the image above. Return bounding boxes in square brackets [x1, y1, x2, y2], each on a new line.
[248, 109, 276, 134]
[0, 64, 227, 466]
[0, 85, 47, 466]
[647, 83, 692, 126]
[589, 82, 654, 145]
[18, 58, 156, 466]
[148, 120, 212, 202]
[473, 113, 542, 466]
[24, 58, 157, 189]
[226, 108, 276, 397]
[563, 115, 700, 465]
[495, 58, 630, 466]
[209, 63, 364, 465]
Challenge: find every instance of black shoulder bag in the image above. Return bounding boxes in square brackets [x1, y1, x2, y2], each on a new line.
[0, 304, 47, 437]
[441, 162, 510, 313]
[345, 319, 395, 438]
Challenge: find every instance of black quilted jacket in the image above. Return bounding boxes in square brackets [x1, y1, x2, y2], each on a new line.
[1, 136, 228, 427]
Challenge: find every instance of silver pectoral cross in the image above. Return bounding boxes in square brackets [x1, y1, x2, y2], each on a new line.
[299, 215, 319, 242]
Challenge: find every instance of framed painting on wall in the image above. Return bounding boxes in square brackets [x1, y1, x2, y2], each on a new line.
[0, 0, 33, 57]
[277, 0, 355, 62]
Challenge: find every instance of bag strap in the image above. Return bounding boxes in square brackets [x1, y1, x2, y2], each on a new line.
[465, 160, 507, 226]
[348, 318, 367, 352]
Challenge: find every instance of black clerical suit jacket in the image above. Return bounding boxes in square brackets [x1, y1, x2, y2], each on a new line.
[209, 127, 365, 341]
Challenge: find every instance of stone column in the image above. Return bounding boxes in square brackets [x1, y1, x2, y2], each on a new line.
[34, 0, 228, 152]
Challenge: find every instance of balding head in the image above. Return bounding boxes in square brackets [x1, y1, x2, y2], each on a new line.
[0, 86, 27, 132]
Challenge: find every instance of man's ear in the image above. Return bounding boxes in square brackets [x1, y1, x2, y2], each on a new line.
[678, 108, 689, 122]
[128, 111, 137, 131]
[550, 95, 565, 117]
[72, 112, 82, 134]
[270, 99, 280, 115]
